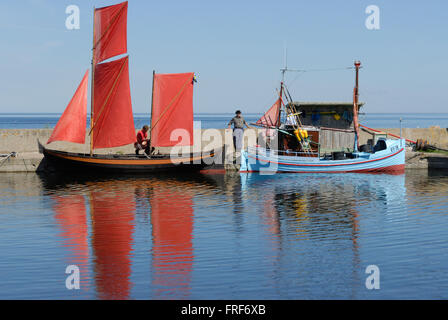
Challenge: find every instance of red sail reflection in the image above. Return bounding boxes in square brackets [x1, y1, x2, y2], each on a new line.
[150, 183, 194, 299]
[53, 195, 90, 290]
[263, 193, 280, 236]
[53, 178, 196, 299]
[90, 185, 135, 300]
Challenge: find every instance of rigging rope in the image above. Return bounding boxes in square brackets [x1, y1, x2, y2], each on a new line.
[295, 66, 355, 72]
[0, 152, 17, 167]
[285, 66, 357, 87]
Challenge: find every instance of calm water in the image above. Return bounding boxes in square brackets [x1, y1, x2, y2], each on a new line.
[0, 170, 447, 299]
[1, 113, 448, 129]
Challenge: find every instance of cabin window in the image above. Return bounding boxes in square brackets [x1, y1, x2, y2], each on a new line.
[373, 139, 387, 153]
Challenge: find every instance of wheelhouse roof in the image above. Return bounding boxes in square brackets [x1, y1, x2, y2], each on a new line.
[289, 102, 364, 108]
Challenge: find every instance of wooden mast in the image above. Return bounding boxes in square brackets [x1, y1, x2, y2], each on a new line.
[277, 81, 283, 127]
[353, 60, 361, 151]
[149, 70, 155, 151]
[277, 60, 287, 127]
[90, 6, 96, 156]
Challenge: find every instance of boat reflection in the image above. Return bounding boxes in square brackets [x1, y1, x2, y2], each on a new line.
[87, 182, 135, 300]
[52, 194, 90, 291]
[239, 172, 406, 294]
[42, 173, 215, 299]
[148, 181, 195, 299]
[240, 173, 406, 236]
[41, 170, 407, 299]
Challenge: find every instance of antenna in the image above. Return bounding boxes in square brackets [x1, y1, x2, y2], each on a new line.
[285, 47, 287, 69]
[283, 47, 288, 82]
[280, 50, 303, 79]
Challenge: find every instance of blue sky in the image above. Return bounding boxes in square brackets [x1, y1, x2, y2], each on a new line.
[0, 0, 447, 114]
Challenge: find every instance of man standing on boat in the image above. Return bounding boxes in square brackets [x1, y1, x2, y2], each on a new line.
[135, 125, 150, 155]
[228, 110, 251, 152]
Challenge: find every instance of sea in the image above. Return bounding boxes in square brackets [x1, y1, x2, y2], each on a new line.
[0, 171, 447, 299]
[1, 113, 448, 300]
[1, 113, 448, 129]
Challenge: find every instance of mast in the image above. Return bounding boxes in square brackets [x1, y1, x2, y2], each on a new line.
[277, 81, 283, 127]
[278, 49, 301, 127]
[149, 70, 155, 151]
[353, 60, 361, 151]
[277, 49, 287, 127]
[90, 6, 96, 156]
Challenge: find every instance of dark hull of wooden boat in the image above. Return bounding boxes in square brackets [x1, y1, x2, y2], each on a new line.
[43, 148, 216, 173]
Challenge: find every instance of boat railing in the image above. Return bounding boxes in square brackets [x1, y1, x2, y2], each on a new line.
[248, 146, 320, 158]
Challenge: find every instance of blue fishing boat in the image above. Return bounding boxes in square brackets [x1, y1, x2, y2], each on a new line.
[240, 138, 405, 174]
[242, 61, 406, 174]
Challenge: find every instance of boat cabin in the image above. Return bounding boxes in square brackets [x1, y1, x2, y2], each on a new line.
[281, 101, 364, 154]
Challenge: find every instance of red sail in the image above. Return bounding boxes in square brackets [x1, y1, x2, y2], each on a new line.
[151, 73, 194, 147]
[47, 70, 88, 144]
[256, 98, 281, 127]
[92, 56, 135, 149]
[94, 1, 128, 64]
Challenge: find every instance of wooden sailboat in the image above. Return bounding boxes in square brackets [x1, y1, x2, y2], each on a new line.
[241, 61, 405, 174]
[43, 1, 214, 173]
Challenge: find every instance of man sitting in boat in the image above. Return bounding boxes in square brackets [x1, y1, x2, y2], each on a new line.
[228, 110, 251, 152]
[135, 125, 150, 155]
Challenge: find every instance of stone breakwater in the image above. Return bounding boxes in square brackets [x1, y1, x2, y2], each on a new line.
[1, 128, 448, 172]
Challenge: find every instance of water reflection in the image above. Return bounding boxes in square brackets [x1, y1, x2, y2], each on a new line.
[240, 173, 407, 237]
[148, 181, 194, 299]
[87, 182, 135, 300]
[52, 195, 90, 290]
[27, 170, 448, 299]
[207, 172, 245, 232]
[239, 173, 407, 297]
[40, 173, 216, 300]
